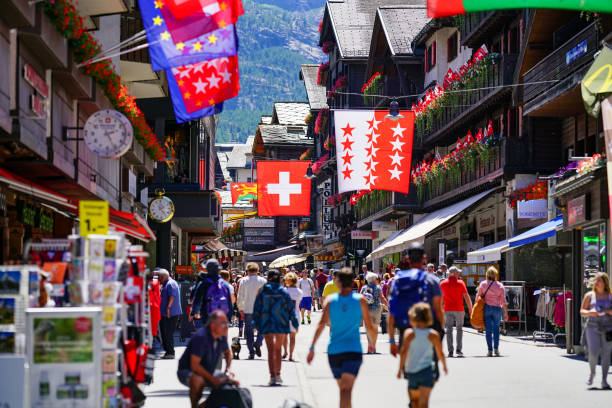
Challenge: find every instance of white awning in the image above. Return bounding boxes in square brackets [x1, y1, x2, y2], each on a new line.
[369, 189, 496, 261]
[366, 229, 404, 262]
[269, 254, 306, 268]
[467, 239, 509, 263]
[503, 216, 563, 251]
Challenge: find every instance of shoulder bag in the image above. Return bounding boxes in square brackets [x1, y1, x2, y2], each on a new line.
[470, 281, 494, 330]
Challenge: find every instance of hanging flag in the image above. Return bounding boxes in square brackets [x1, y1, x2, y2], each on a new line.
[257, 161, 312, 216]
[160, 0, 244, 44]
[475, 129, 484, 141]
[486, 120, 494, 136]
[456, 138, 464, 150]
[426, 0, 612, 18]
[334, 110, 415, 194]
[166, 56, 240, 120]
[166, 64, 224, 123]
[443, 68, 454, 89]
[138, 0, 238, 71]
[465, 130, 474, 146]
[472, 44, 488, 64]
[230, 182, 257, 205]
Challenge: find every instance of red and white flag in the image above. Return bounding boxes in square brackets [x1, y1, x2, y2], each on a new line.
[486, 120, 494, 136]
[473, 44, 488, 64]
[334, 110, 415, 194]
[256, 161, 311, 216]
[443, 68, 454, 89]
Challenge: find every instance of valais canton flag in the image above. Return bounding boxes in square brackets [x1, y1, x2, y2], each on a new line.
[166, 55, 239, 122]
[334, 110, 414, 194]
[138, 0, 238, 71]
[167, 64, 224, 123]
[160, 0, 244, 44]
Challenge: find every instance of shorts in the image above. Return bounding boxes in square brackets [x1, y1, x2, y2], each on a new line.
[177, 369, 192, 386]
[369, 308, 382, 326]
[300, 297, 312, 310]
[328, 352, 363, 379]
[317, 287, 325, 298]
[405, 365, 434, 390]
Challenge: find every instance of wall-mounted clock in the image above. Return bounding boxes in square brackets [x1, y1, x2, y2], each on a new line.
[148, 190, 175, 223]
[83, 109, 134, 159]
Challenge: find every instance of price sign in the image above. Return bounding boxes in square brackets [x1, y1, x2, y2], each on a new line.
[79, 200, 109, 236]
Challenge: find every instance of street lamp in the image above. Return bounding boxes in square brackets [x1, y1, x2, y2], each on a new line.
[385, 99, 405, 121]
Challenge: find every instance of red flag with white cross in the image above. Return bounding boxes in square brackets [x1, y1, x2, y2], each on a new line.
[334, 110, 414, 194]
[256, 161, 312, 216]
[169, 55, 240, 112]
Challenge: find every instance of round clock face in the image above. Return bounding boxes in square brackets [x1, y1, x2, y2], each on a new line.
[83, 109, 134, 159]
[149, 196, 174, 223]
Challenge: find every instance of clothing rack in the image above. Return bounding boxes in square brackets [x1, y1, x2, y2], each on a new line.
[532, 285, 568, 343]
[501, 281, 527, 334]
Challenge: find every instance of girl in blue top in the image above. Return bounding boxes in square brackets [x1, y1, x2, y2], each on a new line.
[307, 268, 376, 408]
[398, 302, 447, 408]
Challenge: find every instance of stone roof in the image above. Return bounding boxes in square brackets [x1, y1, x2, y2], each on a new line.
[272, 102, 310, 126]
[226, 136, 254, 169]
[378, 6, 430, 55]
[258, 125, 312, 146]
[300, 64, 328, 111]
[260, 115, 272, 124]
[216, 150, 231, 180]
[326, 0, 425, 58]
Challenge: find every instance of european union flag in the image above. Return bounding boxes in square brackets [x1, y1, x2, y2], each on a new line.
[138, 0, 238, 71]
[166, 66, 224, 123]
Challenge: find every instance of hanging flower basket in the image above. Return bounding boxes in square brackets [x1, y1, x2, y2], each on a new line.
[321, 41, 335, 54]
[362, 72, 383, 105]
[317, 62, 330, 86]
[507, 181, 547, 208]
[327, 75, 347, 99]
[314, 108, 329, 136]
[323, 134, 335, 151]
[312, 153, 329, 174]
[299, 148, 312, 161]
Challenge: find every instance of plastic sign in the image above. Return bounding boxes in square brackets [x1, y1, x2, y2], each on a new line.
[79, 201, 109, 237]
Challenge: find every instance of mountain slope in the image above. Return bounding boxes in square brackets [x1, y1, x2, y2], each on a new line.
[215, 0, 325, 143]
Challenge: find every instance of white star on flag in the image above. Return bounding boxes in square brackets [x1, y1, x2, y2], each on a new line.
[370, 145, 380, 157]
[390, 137, 405, 152]
[193, 78, 207, 94]
[369, 174, 378, 185]
[219, 69, 232, 83]
[206, 74, 221, 89]
[369, 118, 380, 130]
[367, 159, 378, 172]
[178, 67, 192, 79]
[391, 123, 406, 138]
[389, 167, 403, 181]
[390, 152, 404, 166]
[191, 62, 206, 75]
[370, 132, 380, 144]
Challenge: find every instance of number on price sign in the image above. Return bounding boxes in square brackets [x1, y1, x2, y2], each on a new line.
[79, 200, 109, 236]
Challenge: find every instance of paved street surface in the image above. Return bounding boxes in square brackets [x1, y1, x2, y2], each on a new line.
[146, 311, 611, 407]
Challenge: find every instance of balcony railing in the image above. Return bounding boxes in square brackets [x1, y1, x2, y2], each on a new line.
[458, 11, 518, 48]
[416, 54, 517, 143]
[354, 190, 393, 221]
[522, 22, 599, 116]
[419, 137, 525, 206]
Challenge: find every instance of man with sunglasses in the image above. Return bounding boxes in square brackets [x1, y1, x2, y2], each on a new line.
[177, 310, 238, 408]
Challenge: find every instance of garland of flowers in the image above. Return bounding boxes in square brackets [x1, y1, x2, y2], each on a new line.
[554, 153, 606, 180]
[314, 108, 329, 136]
[327, 75, 347, 99]
[221, 223, 242, 240]
[349, 189, 371, 205]
[361, 72, 382, 105]
[413, 45, 500, 138]
[507, 181, 547, 209]
[321, 41, 335, 54]
[317, 62, 330, 86]
[299, 148, 312, 161]
[312, 153, 329, 174]
[323, 134, 335, 151]
[42, 0, 164, 161]
[326, 193, 345, 207]
[411, 124, 500, 200]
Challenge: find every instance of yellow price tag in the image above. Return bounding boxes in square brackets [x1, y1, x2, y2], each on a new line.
[79, 200, 109, 237]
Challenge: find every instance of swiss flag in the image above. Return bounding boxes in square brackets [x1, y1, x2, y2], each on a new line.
[472, 44, 488, 64]
[486, 120, 494, 136]
[257, 161, 311, 216]
[443, 68, 454, 89]
[333, 109, 414, 194]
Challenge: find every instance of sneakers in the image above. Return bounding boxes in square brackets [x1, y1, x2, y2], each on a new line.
[447, 351, 453, 357]
[494, 349, 500, 357]
[254, 343, 262, 357]
[275, 376, 283, 385]
[487, 351, 493, 357]
[161, 354, 175, 360]
[268, 377, 277, 386]
[248, 354, 255, 360]
[301, 319, 305, 325]
[238, 328, 243, 338]
[602, 381, 610, 390]
[456, 351, 464, 357]
[307, 317, 311, 324]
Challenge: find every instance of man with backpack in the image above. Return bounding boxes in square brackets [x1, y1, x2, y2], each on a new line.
[387, 243, 445, 379]
[192, 259, 233, 327]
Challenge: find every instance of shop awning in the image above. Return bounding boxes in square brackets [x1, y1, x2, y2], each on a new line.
[366, 230, 404, 262]
[467, 239, 509, 263]
[225, 211, 258, 222]
[246, 245, 300, 262]
[269, 254, 307, 268]
[369, 189, 496, 260]
[0, 167, 78, 211]
[109, 209, 156, 242]
[504, 216, 563, 250]
[213, 248, 247, 259]
[192, 239, 228, 253]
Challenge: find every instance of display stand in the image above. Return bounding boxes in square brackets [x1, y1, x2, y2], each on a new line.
[532, 285, 568, 344]
[501, 280, 526, 334]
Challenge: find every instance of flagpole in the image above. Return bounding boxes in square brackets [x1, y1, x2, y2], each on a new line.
[77, 41, 160, 68]
[602, 96, 612, 246]
[76, 30, 147, 68]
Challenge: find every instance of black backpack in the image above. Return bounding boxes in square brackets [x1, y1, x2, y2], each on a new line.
[205, 385, 252, 408]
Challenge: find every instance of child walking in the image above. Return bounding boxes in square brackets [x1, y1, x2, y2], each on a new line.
[398, 302, 447, 408]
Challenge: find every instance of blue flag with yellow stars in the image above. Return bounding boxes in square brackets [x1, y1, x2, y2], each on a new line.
[138, 0, 238, 72]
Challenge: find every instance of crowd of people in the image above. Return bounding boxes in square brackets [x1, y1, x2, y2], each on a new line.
[152, 246, 612, 408]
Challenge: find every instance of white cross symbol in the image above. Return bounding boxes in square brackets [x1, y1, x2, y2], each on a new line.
[267, 172, 301, 206]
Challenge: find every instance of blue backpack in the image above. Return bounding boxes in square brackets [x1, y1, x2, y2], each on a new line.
[388, 268, 431, 327]
[205, 278, 231, 316]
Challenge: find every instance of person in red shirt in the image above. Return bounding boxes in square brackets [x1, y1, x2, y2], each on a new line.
[439, 266, 473, 357]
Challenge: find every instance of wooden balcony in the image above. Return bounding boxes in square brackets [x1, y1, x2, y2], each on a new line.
[458, 11, 519, 49]
[416, 54, 518, 144]
[419, 137, 526, 209]
[521, 22, 599, 117]
[355, 189, 418, 227]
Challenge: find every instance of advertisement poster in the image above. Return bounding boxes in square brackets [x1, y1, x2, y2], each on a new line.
[27, 307, 102, 408]
[505, 286, 523, 312]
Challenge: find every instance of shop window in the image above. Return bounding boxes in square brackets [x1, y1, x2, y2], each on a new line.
[583, 224, 606, 278]
[447, 33, 458, 62]
[425, 41, 436, 72]
[480, 231, 495, 247]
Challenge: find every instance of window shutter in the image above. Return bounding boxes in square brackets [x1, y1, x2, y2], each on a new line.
[432, 41, 436, 67]
[424, 47, 428, 72]
[447, 37, 451, 62]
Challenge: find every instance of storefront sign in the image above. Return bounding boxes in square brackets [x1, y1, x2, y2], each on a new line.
[566, 40, 587, 65]
[24, 64, 49, 98]
[244, 235, 275, 246]
[479, 213, 496, 230]
[175, 265, 193, 275]
[319, 180, 335, 240]
[30, 94, 46, 118]
[568, 195, 589, 226]
[243, 228, 274, 237]
[351, 230, 373, 240]
[372, 221, 396, 231]
[443, 225, 456, 237]
[244, 218, 274, 228]
[79, 201, 109, 237]
[517, 199, 547, 219]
